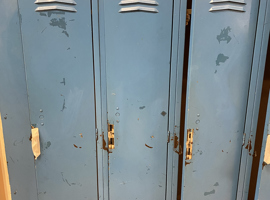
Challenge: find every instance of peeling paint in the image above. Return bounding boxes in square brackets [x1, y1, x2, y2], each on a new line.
[217, 26, 232, 43]
[216, 53, 229, 66]
[47, 11, 65, 17]
[245, 138, 252, 152]
[174, 134, 179, 149]
[161, 111, 167, 116]
[204, 189, 215, 196]
[101, 134, 112, 153]
[39, 12, 47, 17]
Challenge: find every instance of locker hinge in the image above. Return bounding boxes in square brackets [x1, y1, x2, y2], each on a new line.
[167, 131, 170, 143]
[242, 133, 246, 146]
[95, 128, 98, 141]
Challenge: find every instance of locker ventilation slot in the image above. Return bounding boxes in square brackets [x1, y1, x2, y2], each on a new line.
[119, 0, 158, 5]
[35, 5, 77, 12]
[35, 0, 77, 12]
[119, 0, 159, 13]
[35, 0, 76, 4]
[210, 0, 246, 4]
[119, 6, 158, 13]
[209, 5, 245, 12]
[209, 0, 246, 12]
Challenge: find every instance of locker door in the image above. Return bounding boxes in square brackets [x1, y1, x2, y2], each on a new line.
[17, 1, 98, 200]
[182, 0, 259, 199]
[95, 0, 176, 199]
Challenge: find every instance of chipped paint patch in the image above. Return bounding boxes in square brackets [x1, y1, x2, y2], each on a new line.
[145, 144, 153, 149]
[174, 134, 179, 149]
[245, 138, 252, 152]
[101, 134, 112, 153]
[161, 111, 167, 116]
[217, 26, 232, 43]
[204, 189, 215, 196]
[216, 53, 229, 66]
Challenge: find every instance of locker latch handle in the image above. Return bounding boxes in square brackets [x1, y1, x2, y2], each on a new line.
[108, 124, 115, 149]
[186, 129, 194, 160]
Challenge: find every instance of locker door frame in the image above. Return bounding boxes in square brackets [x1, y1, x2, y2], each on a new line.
[91, 0, 187, 199]
[236, 0, 270, 199]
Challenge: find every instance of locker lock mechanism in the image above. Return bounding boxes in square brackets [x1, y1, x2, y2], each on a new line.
[186, 129, 194, 160]
[108, 124, 115, 149]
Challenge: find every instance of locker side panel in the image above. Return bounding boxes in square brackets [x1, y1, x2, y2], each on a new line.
[0, 0, 38, 200]
[182, 0, 259, 199]
[17, 1, 98, 200]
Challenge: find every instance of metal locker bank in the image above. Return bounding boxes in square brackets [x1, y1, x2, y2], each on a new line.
[0, 0, 270, 200]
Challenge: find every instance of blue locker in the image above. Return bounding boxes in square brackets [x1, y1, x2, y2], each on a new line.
[182, 0, 260, 199]
[17, 1, 98, 199]
[91, 0, 187, 199]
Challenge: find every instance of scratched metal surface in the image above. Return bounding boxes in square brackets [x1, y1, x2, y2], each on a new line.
[17, 1, 98, 199]
[182, 0, 259, 199]
[98, 0, 174, 199]
[0, 0, 38, 200]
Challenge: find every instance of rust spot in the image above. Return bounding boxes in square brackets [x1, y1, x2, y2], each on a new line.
[245, 139, 252, 152]
[175, 150, 182, 155]
[73, 144, 78, 148]
[229, 140, 231, 143]
[161, 111, 167, 116]
[101, 134, 112, 153]
[263, 162, 267, 170]
[174, 134, 179, 149]
[222, 150, 224, 152]
[253, 151, 257, 157]
[29, 134, 32, 141]
[80, 133, 83, 138]
[185, 161, 191, 166]
[145, 144, 153, 149]
[151, 135, 154, 138]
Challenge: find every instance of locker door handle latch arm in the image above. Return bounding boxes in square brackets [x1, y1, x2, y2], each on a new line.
[186, 129, 194, 160]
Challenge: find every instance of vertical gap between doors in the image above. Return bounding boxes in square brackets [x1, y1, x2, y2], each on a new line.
[248, 33, 270, 199]
[177, 0, 192, 199]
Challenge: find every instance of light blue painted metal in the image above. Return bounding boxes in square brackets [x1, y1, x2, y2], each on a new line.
[256, 91, 270, 199]
[182, 0, 259, 199]
[237, 0, 270, 199]
[0, 0, 38, 199]
[166, 0, 187, 200]
[17, 0, 98, 199]
[92, 0, 186, 199]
